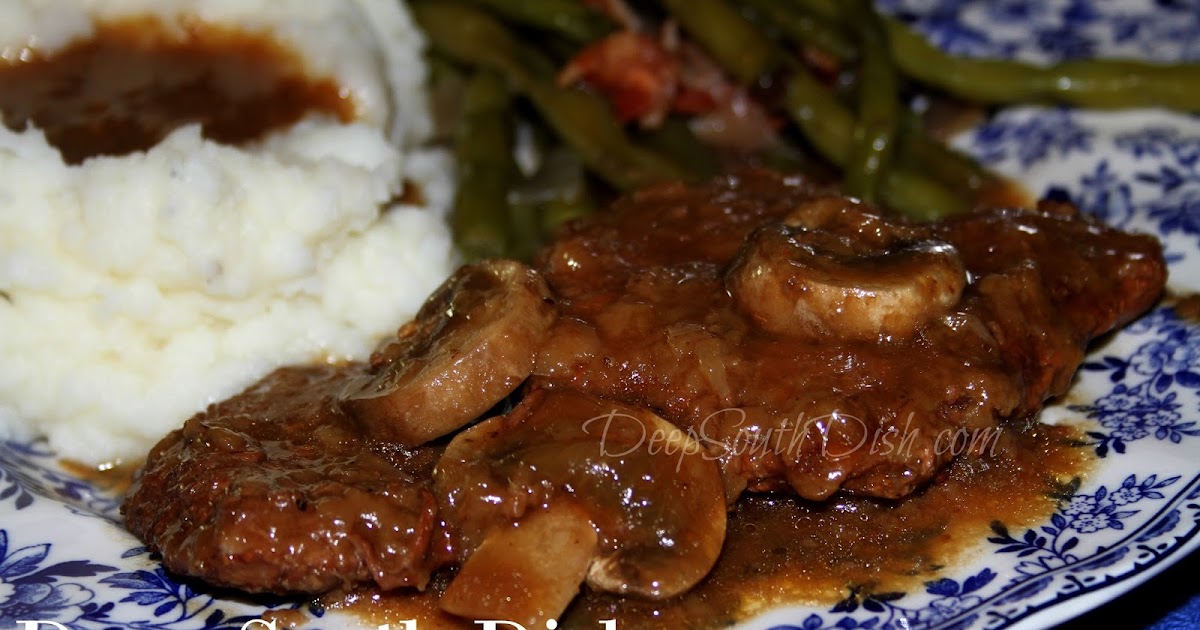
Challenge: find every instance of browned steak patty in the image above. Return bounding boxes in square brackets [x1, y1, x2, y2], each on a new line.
[122, 364, 444, 594]
[533, 171, 1166, 500]
[123, 171, 1166, 598]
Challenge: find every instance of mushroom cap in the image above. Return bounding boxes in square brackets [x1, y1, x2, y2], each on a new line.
[727, 197, 966, 340]
[339, 260, 557, 446]
[436, 387, 728, 604]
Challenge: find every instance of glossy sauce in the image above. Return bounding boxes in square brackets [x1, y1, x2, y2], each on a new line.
[59, 459, 139, 497]
[0, 17, 353, 163]
[91, 408, 1089, 628]
[1167, 292, 1200, 323]
[327, 423, 1089, 628]
[127, 172, 1155, 626]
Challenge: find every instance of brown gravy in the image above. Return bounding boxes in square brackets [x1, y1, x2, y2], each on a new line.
[0, 17, 353, 163]
[78, 374, 1087, 628]
[1167, 291, 1200, 323]
[59, 458, 139, 497]
[327, 423, 1089, 629]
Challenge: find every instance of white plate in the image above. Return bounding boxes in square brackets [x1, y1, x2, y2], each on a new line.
[2, 1, 1199, 628]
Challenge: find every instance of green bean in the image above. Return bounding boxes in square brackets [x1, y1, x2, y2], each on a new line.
[462, 0, 612, 45]
[896, 112, 1004, 201]
[451, 70, 515, 261]
[511, 146, 598, 238]
[540, 197, 595, 237]
[411, 1, 689, 190]
[425, 54, 469, 144]
[506, 201, 544, 263]
[524, 81, 690, 190]
[877, 167, 968, 221]
[639, 116, 723, 181]
[781, 64, 854, 166]
[410, 1, 553, 83]
[758, 140, 828, 179]
[782, 66, 967, 217]
[657, 0, 777, 84]
[883, 17, 1200, 109]
[840, 0, 899, 203]
[736, 0, 857, 64]
[785, 0, 1200, 110]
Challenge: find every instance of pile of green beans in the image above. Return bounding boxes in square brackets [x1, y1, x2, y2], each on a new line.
[409, 0, 1200, 259]
[412, 0, 699, 259]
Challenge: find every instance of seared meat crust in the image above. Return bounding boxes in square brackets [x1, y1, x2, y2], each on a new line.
[123, 365, 443, 594]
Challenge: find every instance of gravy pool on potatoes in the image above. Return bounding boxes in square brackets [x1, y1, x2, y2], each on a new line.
[0, 17, 355, 163]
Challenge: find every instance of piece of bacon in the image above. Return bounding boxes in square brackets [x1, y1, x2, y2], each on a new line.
[558, 18, 779, 151]
[558, 30, 680, 127]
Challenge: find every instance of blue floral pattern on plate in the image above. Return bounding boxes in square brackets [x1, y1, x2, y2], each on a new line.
[2, 1, 1199, 629]
[0, 521, 316, 630]
[1072, 310, 1200, 457]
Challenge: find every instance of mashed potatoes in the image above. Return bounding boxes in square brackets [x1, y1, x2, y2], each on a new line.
[0, 0, 458, 465]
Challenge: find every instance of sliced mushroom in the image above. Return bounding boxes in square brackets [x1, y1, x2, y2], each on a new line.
[339, 260, 557, 447]
[440, 501, 597, 627]
[435, 387, 727, 622]
[726, 197, 967, 340]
